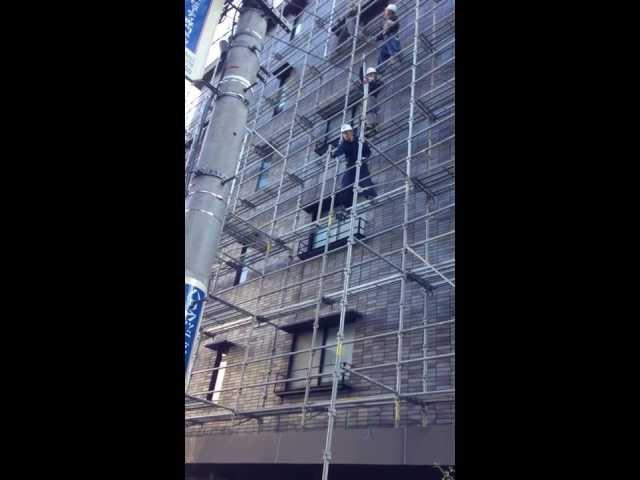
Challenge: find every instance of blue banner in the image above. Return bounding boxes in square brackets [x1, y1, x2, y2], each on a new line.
[185, 282, 206, 374]
[185, 0, 213, 52]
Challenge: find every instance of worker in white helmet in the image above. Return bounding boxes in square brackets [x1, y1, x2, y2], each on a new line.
[376, 4, 401, 73]
[330, 124, 377, 202]
[364, 67, 384, 135]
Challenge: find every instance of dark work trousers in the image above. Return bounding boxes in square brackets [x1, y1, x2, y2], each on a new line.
[377, 37, 401, 69]
[366, 101, 379, 127]
[366, 80, 384, 127]
[341, 160, 375, 195]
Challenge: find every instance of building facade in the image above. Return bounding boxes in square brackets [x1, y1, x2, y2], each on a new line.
[185, 1, 455, 478]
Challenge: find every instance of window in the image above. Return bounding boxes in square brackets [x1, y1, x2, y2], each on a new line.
[233, 246, 249, 285]
[290, 14, 304, 40]
[330, 0, 386, 40]
[314, 113, 343, 156]
[272, 64, 293, 117]
[206, 351, 227, 402]
[273, 95, 287, 116]
[359, 0, 388, 27]
[255, 155, 272, 190]
[297, 199, 366, 259]
[311, 215, 353, 250]
[283, 0, 309, 19]
[287, 322, 354, 391]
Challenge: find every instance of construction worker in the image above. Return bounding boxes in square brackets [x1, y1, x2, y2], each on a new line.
[331, 124, 377, 202]
[376, 4, 400, 73]
[364, 67, 384, 135]
[334, 1, 359, 45]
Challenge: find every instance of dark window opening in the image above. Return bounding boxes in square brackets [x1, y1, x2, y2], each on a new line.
[272, 63, 293, 117]
[274, 311, 360, 396]
[314, 113, 343, 157]
[206, 351, 227, 402]
[330, 0, 386, 40]
[289, 14, 304, 41]
[283, 0, 309, 18]
[360, 0, 388, 26]
[233, 246, 249, 285]
[273, 94, 286, 116]
[266, 18, 277, 35]
[255, 154, 272, 190]
[297, 199, 366, 259]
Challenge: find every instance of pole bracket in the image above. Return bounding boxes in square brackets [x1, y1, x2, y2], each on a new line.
[229, 41, 263, 58]
[192, 168, 231, 183]
[186, 189, 225, 203]
[218, 91, 250, 106]
[232, 29, 264, 43]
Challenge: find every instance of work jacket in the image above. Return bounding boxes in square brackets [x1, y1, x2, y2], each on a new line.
[376, 15, 399, 41]
[368, 79, 384, 98]
[331, 136, 371, 165]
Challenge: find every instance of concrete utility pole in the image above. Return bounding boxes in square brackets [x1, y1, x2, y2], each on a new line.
[185, 0, 290, 388]
[185, 40, 231, 195]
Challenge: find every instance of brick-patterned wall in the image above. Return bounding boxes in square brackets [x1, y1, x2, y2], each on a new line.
[187, 0, 454, 437]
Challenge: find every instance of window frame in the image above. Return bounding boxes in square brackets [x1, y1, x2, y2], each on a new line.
[311, 214, 354, 250]
[206, 350, 227, 402]
[273, 94, 287, 117]
[255, 155, 272, 190]
[330, 0, 387, 38]
[272, 64, 293, 117]
[297, 204, 366, 260]
[289, 14, 304, 41]
[282, 321, 355, 394]
[359, 0, 388, 27]
[233, 246, 249, 285]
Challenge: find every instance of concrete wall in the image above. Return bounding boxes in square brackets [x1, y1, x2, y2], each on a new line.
[187, 425, 454, 465]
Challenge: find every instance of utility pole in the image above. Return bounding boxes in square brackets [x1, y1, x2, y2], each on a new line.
[185, 40, 230, 195]
[185, 0, 290, 389]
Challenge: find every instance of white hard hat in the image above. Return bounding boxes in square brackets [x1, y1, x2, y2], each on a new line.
[386, 4, 397, 13]
[366, 67, 377, 75]
[341, 124, 353, 133]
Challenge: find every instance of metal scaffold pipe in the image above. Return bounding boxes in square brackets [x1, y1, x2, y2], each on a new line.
[185, 1, 290, 389]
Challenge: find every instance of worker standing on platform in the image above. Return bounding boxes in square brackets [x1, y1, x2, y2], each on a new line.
[364, 67, 384, 136]
[376, 4, 400, 73]
[331, 124, 377, 202]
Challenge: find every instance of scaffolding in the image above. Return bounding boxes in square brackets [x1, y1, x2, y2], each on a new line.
[185, 0, 455, 477]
